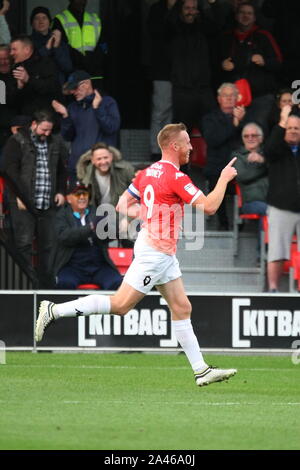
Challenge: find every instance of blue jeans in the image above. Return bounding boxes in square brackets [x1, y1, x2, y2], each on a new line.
[241, 201, 267, 255]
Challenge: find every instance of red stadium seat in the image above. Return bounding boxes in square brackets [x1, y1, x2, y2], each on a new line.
[190, 128, 207, 168]
[290, 251, 300, 291]
[108, 247, 133, 275]
[235, 182, 261, 222]
[77, 283, 101, 290]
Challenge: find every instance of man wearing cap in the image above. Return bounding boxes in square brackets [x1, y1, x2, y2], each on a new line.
[29, 6, 73, 86]
[2, 109, 67, 288]
[52, 181, 122, 290]
[52, 70, 120, 182]
[52, 0, 106, 77]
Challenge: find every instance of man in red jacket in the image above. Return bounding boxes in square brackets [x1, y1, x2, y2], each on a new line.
[220, 1, 282, 132]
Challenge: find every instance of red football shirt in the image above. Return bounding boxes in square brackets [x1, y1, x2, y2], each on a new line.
[128, 160, 202, 255]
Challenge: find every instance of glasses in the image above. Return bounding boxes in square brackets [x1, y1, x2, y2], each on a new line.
[243, 134, 262, 138]
[73, 191, 89, 198]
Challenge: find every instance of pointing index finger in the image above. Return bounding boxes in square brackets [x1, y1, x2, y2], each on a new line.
[227, 157, 237, 167]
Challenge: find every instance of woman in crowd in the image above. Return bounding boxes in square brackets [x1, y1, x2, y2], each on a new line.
[232, 122, 268, 256]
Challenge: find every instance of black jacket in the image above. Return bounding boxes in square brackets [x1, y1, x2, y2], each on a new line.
[202, 108, 243, 177]
[11, 50, 61, 116]
[51, 204, 118, 276]
[220, 26, 282, 97]
[2, 127, 67, 214]
[265, 125, 300, 212]
[167, 1, 222, 90]
[147, 0, 172, 81]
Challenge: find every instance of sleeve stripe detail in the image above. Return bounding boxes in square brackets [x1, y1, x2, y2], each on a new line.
[189, 190, 202, 205]
[128, 185, 140, 200]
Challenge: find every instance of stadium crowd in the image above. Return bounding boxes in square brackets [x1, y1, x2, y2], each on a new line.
[0, 0, 300, 292]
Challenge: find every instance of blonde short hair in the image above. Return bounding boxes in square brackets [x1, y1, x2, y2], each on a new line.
[157, 123, 187, 150]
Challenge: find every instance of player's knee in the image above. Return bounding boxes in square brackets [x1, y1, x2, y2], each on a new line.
[173, 299, 192, 319]
[111, 299, 134, 316]
[115, 306, 129, 316]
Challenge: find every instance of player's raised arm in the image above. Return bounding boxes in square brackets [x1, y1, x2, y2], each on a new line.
[116, 189, 141, 219]
[192, 157, 237, 215]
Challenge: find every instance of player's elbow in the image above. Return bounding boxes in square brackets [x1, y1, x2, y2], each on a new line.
[204, 205, 217, 216]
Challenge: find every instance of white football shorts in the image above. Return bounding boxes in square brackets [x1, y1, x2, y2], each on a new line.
[123, 233, 182, 294]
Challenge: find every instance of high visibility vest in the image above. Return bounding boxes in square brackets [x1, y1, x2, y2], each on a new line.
[56, 10, 101, 55]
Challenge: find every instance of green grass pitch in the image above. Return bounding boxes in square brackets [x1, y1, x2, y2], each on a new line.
[0, 352, 299, 450]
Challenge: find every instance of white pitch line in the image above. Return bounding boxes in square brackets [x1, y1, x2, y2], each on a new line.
[0, 365, 297, 372]
[0, 399, 299, 406]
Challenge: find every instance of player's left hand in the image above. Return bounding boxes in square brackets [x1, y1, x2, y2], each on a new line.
[221, 157, 237, 182]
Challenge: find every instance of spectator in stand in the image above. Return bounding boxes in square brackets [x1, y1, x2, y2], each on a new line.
[76, 142, 136, 247]
[167, 0, 221, 131]
[202, 82, 245, 230]
[0, 43, 10, 74]
[266, 88, 300, 135]
[219, 1, 282, 131]
[232, 122, 268, 255]
[2, 109, 67, 288]
[0, 0, 11, 44]
[29, 6, 73, 86]
[264, 106, 300, 292]
[52, 70, 120, 183]
[147, 0, 176, 162]
[0, 43, 18, 162]
[52, 0, 106, 78]
[10, 35, 62, 116]
[52, 181, 122, 290]
[215, 0, 270, 31]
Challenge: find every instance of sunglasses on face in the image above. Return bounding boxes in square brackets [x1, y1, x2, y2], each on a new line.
[73, 191, 89, 198]
[243, 134, 261, 138]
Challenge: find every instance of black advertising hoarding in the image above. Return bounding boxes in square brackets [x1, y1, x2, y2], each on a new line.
[0, 292, 300, 349]
[0, 293, 34, 346]
[229, 295, 300, 349]
[35, 293, 176, 349]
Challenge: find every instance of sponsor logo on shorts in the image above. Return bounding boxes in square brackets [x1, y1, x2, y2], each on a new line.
[143, 276, 151, 286]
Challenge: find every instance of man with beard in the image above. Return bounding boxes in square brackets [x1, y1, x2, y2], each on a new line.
[2, 109, 67, 288]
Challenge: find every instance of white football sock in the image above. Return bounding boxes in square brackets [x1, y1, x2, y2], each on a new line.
[172, 319, 207, 372]
[53, 294, 111, 318]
